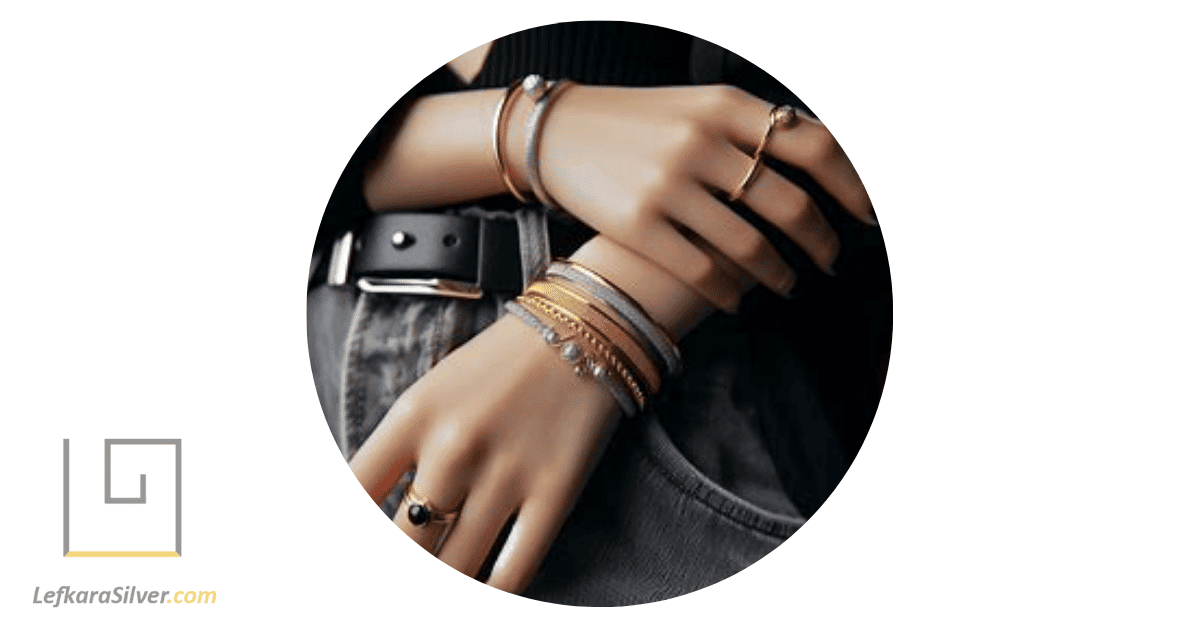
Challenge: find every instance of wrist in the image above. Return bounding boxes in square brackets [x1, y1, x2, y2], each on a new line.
[569, 237, 714, 340]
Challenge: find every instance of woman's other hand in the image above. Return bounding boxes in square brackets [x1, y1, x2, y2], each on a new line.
[347, 233, 727, 595]
[523, 85, 875, 312]
[349, 312, 621, 594]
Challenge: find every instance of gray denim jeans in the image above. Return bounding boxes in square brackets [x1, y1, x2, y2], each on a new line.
[307, 207, 831, 605]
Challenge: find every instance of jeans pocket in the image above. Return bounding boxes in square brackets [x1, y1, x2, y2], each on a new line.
[640, 415, 806, 539]
[524, 413, 805, 606]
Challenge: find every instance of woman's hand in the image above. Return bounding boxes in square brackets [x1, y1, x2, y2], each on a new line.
[362, 83, 874, 314]
[348, 234, 727, 594]
[515, 84, 875, 312]
[349, 312, 621, 593]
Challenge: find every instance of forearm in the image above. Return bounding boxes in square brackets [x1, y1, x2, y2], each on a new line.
[364, 89, 508, 210]
[363, 83, 564, 212]
[365, 85, 759, 332]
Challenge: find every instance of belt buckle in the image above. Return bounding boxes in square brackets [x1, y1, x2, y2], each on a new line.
[355, 277, 484, 299]
[328, 229, 486, 299]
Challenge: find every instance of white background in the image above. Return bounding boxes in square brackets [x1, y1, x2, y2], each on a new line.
[2, 1, 1197, 626]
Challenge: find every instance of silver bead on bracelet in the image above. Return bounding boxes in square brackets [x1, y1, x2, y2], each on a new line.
[522, 75, 575, 210]
[505, 300, 638, 418]
[546, 262, 682, 378]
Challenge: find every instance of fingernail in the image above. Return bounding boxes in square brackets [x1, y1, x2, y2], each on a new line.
[780, 273, 797, 296]
[826, 235, 842, 276]
[787, 281, 801, 300]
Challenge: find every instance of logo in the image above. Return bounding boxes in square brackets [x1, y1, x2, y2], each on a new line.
[62, 439, 182, 557]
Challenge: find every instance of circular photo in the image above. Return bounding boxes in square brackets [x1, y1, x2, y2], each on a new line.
[306, 21, 890, 606]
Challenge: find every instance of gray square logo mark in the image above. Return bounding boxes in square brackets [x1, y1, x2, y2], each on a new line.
[62, 439, 182, 557]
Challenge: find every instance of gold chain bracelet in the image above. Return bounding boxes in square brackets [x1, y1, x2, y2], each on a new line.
[517, 294, 648, 410]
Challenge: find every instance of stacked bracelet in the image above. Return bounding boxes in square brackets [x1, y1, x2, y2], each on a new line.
[490, 74, 576, 207]
[526, 278, 662, 394]
[506, 298, 643, 420]
[506, 260, 683, 418]
[546, 261, 682, 378]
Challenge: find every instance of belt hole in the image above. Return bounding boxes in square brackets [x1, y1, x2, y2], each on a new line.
[443, 233, 460, 247]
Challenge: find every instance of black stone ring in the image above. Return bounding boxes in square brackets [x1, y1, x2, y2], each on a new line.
[400, 483, 460, 528]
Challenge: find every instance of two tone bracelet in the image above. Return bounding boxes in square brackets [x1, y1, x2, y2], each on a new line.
[491, 74, 575, 207]
[505, 299, 641, 418]
[546, 261, 681, 379]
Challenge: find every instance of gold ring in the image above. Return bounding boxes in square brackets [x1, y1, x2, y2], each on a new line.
[400, 483, 460, 528]
[728, 104, 801, 204]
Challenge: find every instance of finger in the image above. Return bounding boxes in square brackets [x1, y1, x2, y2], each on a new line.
[698, 144, 841, 275]
[634, 222, 742, 313]
[721, 95, 875, 225]
[743, 162, 841, 273]
[436, 466, 522, 579]
[668, 184, 796, 294]
[485, 496, 571, 594]
[392, 431, 478, 554]
[392, 476, 468, 555]
[349, 394, 424, 503]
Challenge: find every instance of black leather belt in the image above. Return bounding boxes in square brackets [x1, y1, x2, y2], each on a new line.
[329, 213, 525, 298]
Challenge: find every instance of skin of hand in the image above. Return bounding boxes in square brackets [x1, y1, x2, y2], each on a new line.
[513, 84, 876, 312]
[349, 235, 719, 594]
[350, 313, 620, 593]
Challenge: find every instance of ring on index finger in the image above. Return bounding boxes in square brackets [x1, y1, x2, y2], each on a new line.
[728, 104, 800, 204]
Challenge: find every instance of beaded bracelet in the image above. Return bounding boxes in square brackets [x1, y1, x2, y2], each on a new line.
[505, 299, 639, 418]
[519, 293, 648, 411]
[546, 261, 682, 378]
[525, 279, 662, 395]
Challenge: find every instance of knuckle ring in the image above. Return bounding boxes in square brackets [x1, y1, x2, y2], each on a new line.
[728, 104, 800, 204]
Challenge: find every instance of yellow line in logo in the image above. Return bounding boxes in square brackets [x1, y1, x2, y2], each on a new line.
[64, 551, 181, 557]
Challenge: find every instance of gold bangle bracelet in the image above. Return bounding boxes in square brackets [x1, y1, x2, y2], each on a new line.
[530, 278, 661, 392]
[554, 259, 678, 346]
[515, 293, 644, 408]
[518, 294, 648, 410]
[526, 283, 658, 396]
[540, 273, 649, 352]
[547, 260, 682, 378]
[492, 79, 531, 203]
[506, 300, 639, 417]
[521, 294, 647, 410]
[526, 280, 661, 394]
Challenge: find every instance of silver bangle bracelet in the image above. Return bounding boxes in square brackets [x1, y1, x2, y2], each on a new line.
[505, 300, 638, 418]
[492, 78, 531, 204]
[522, 75, 574, 210]
[546, 262, 682, 378]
